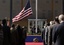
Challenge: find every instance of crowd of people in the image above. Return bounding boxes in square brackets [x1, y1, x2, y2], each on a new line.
[0, 19, 27, 45]
[42, 14, 64, 45]
[0, 14, 64, 45]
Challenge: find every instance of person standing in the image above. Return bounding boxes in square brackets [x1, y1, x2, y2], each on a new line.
[49, 21, 54, 45]
[41, 27, 45, 42]
[54, 14, 64, 45]
[10, 24, 19, 45]
[16, 25, 23, 45]
[44, 23, 49, 45]
[0, 24, 3, 45]
[22, 26, 27, 45]
[2, 19, 11, 45]
[52, 17, 60, 45]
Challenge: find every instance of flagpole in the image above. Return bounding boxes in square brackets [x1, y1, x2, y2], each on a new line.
[10, 0, 12, 26]
[35, 0, 38, 33]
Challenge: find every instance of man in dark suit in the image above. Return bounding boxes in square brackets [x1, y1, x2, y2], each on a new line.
[2, 19, 11, 45]
[52, 17, 60, 45]
[54, 14, 64, 45]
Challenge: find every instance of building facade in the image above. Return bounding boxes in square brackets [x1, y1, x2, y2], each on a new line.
[0, 0, 63, 27]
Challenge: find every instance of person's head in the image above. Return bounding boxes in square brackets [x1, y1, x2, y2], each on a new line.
[2, 19, 7, 26]
[11, 24, 15, 28]
[22, 26, 25, 28]
[15, 24, 21, 30]
[50, 21, 54, 25]
[54, 16, 60, 24]
[33, 38, 39, 42]
[59, 14, 64, 22]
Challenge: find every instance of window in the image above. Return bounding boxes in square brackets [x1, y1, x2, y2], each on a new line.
[28, 19, 47, 35]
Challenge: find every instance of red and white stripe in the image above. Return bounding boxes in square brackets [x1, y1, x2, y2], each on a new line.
[12, 7, 32, 22]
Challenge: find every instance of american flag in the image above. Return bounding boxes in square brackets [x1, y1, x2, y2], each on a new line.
[12, 0, 32, 22]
